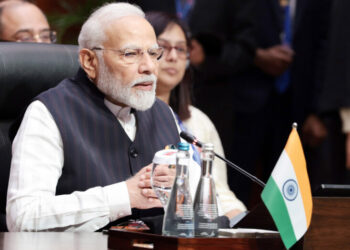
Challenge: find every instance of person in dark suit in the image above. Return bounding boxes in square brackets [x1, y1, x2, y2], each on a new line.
[186, 0, 256, 167]
[317, 0, 350, 185]
[228, 0, 332, 205]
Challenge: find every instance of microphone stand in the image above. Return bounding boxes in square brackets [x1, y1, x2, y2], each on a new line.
[213, 152, 265, 188]
[180, 131, 265, 188]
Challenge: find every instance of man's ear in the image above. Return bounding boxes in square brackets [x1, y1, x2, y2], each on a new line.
[79, 49, 98, 81]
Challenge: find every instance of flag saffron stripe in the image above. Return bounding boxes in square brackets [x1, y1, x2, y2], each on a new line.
[285, 128, 313, 226]
[261, 177, 297, 249]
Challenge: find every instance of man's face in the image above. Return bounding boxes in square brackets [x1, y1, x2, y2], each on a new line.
[95, 16, 159, 110]
[0, 3, 52, 43]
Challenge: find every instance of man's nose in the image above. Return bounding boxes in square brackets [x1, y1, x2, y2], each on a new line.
[32, 34, 43, 43]
[33, 34, 51, 44]
[139, 53, 157, 74]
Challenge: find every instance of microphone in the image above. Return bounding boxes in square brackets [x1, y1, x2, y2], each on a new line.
[180, 131, 265, 188]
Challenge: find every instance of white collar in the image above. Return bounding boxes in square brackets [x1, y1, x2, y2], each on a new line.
[104, 99, 133, 123]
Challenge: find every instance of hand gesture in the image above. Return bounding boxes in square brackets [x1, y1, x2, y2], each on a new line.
[126, 164, 162, 209]
[254, 45, 294, 76]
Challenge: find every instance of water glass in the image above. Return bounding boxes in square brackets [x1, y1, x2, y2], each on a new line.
[151, 149, 177, 207]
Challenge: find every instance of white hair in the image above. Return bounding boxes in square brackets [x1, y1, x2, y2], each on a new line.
[78, 2, 144, 50]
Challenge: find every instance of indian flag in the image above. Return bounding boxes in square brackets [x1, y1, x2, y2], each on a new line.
[261, 124, 312, 249]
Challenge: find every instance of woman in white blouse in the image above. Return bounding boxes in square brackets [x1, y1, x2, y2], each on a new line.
[146, 12, 246, 219]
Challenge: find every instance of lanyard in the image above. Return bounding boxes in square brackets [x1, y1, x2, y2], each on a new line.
[175, 113, 201, 165]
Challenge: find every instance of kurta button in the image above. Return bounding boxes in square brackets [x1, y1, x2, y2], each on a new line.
[130, 148, 138, 158]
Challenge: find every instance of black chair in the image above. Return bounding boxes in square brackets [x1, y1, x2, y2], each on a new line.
[0, 42, 79, 231]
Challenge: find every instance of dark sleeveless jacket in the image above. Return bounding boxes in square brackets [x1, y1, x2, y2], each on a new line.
[36, 68, 180, 221]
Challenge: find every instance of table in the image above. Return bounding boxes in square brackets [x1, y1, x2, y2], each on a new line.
[0, 232, 108, 250]
[2, 197, 348, 250]
[0, 231, 284, 250]
[108, 229, 284, 250]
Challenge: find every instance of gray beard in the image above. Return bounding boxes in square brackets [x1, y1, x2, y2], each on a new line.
[96, 58, 157, 111]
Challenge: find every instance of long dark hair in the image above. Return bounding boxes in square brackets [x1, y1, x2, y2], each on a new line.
[146, 11, 192, 120]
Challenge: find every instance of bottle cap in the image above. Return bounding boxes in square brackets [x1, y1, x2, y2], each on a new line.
[152, 149, 177, 165]
[177, 142, 190, 151]
[202, 143, 214, 151]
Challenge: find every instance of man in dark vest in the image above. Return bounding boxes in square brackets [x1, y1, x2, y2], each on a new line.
[6, 3, 180, 231]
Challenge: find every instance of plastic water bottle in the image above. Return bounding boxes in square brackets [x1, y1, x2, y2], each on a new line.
[162, 142, 194, 237]
[193, 143, 219, 237]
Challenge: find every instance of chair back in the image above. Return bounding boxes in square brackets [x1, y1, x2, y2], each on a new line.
[0, 42, 79, 231]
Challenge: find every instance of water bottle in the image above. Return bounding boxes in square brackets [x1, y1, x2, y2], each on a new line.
[193, 143, 219, 237]
[162, 142, 194, 237]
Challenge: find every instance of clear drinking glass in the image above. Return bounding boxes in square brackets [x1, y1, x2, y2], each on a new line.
[151, 149, 177, 207]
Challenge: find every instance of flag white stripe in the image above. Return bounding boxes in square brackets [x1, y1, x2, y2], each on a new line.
[271, 150, 307, 240]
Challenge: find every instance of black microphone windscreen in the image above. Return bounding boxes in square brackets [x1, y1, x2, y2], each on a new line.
[179, 131, 203, 147]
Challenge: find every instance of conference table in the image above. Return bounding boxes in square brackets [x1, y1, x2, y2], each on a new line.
[0, 197, 349, 250]
[0, 232, 108, 250]
[0, 231, 284, 250]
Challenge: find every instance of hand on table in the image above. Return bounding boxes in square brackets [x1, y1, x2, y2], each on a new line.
[126, 164, 162, 209]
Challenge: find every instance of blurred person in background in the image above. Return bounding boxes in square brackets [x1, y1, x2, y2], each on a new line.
[146, 11, 246, 219]
[0, 0, 56, 43]
[228, 0, 333, 205]
[317, 0, 350, 185]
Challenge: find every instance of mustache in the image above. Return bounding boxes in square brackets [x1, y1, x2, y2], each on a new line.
[130, 74, 157, 87]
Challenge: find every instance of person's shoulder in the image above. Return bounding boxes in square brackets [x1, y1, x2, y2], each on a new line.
[184, 105, 218, 133]
[37, 77, 74, 98]
[38, 69, 84, 99]
[188, 105, 214, 125]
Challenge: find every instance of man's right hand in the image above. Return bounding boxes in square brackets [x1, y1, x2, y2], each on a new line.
[126, 164, 162, 209]
[254, 45, 294, 76]
[302, 114, 328, 147]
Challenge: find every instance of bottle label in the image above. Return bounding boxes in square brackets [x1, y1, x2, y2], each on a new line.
[198, 222, 218, 230]
[198, 204, 218, 219]
[177, 223, 195, 230]
[176, 204, 194, 219]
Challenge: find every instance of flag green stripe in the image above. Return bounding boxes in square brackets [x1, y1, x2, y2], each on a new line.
[261, 177, 297, 249]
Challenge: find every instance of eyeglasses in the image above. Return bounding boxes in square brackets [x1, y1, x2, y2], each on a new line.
[12, 29, 57, 43]
[157, 40, 188, 59]
[91, 47, 164, 64]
